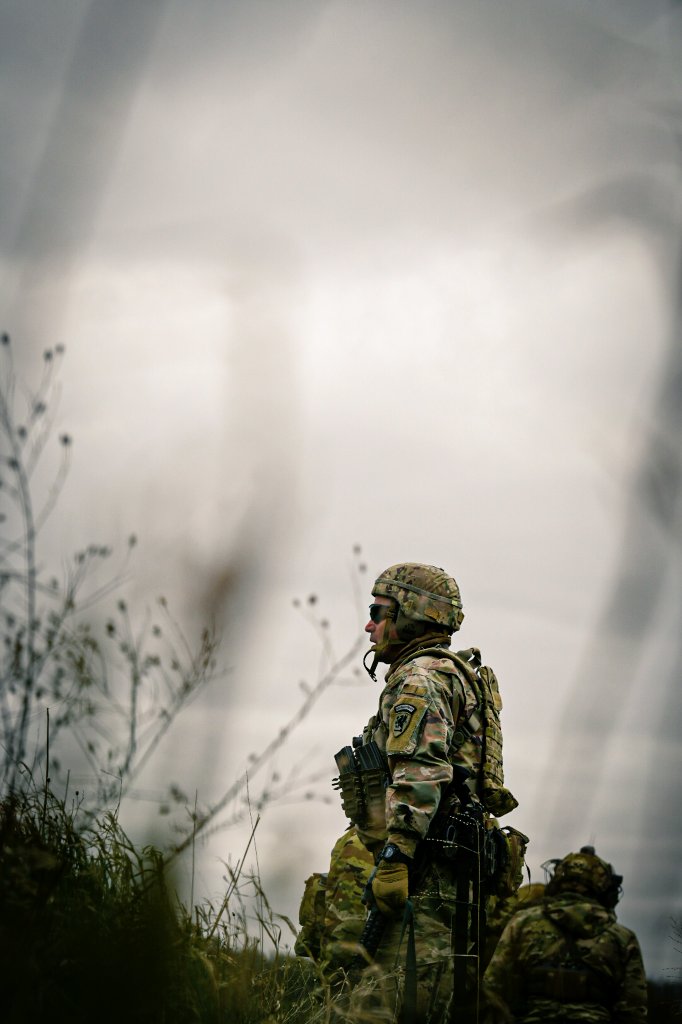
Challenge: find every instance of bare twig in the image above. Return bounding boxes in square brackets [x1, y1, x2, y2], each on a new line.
[169, 635, 363, 859]
[206, 814, 260, 940]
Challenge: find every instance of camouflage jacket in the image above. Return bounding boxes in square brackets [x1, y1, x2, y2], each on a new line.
[322, 826, 374, 964]
[483, 892, 647, 1023]
[360, 641, 484, 855]
[294, 826, 374, 967]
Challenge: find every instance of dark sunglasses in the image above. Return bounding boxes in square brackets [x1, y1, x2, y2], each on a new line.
[368, 603, 393, 624]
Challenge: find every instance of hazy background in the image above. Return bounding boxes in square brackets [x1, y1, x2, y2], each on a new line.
[2, 0, 681, 977]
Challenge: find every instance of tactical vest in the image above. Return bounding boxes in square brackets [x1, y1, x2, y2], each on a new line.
[334, 645, 518, 827]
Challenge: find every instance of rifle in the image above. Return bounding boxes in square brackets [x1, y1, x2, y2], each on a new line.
[348, 865, 385, 970]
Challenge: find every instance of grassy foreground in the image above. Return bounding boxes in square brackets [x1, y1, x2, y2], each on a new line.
[0, 789, 330, 1024]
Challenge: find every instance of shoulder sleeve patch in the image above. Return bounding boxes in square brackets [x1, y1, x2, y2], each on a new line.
[386, 697, 428, 756]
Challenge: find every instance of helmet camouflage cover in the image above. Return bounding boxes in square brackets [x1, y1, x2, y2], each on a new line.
[372, 563, 464, 632]
[548, 849, 622, 908]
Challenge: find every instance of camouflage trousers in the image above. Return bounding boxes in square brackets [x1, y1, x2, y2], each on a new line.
[338, 859, 487, 1024]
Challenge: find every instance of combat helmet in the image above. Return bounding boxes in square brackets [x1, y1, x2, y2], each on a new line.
[364, 563, 463, 679]
[544, 846, 623, 909]
[372, 563, 464, 638]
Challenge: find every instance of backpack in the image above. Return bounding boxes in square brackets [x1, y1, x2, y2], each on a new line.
[450, 647, 518, 818]
[415, 645, 519, 818]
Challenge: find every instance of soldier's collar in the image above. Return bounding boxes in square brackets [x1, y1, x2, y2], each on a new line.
[386, 633, 452, 679]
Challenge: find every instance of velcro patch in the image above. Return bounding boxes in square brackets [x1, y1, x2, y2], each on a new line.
[386, 697, 428, 756]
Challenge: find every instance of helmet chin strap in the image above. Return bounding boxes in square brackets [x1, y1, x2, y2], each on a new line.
[363, 640, 404, 680]
[363, 648, 380, 681]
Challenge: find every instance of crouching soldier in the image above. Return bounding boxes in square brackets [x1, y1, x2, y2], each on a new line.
[295, 826, 374, 972]
[484, 846, 647, 1023]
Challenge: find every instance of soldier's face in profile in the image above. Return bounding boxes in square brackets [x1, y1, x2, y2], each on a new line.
[365, 595, 397, 647]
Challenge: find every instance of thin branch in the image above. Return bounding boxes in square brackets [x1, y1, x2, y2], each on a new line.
[169, 635, 363, 859]
[206, 814, 260, 940]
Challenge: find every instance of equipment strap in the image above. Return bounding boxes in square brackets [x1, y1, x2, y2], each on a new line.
[396, 899, 418, 1024]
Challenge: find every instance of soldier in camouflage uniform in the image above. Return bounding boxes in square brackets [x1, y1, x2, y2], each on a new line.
[295, 826, 374, 969]
[483, 848, 647, 1023]
[484, 883, 547, 970]
[334, 563, 523, 1023]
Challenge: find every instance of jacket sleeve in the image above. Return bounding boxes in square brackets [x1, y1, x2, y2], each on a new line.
[383, 667, 460, 854]
[613, 930, 648, 1024]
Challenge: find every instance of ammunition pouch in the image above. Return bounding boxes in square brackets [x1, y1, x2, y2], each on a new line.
[527, 964, 616, 1006]
[423, 814, 529, 898]
[489, 825, 530, 898]
[333, 740, 389, 831]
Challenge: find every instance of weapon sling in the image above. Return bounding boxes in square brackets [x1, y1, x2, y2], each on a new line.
[396, 899, 418, 1024]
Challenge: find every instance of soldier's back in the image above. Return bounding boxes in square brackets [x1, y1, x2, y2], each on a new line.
[485, 894, 647, 1024]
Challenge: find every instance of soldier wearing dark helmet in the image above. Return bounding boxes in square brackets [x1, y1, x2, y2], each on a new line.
[483, 847, 647, 1023]
[333, 563, 524, 1023]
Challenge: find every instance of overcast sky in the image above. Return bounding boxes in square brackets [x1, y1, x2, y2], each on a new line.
[2, 0, 682, 976]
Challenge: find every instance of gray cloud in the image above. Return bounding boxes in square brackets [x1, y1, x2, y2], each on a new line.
[1, 0, 681, 976]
